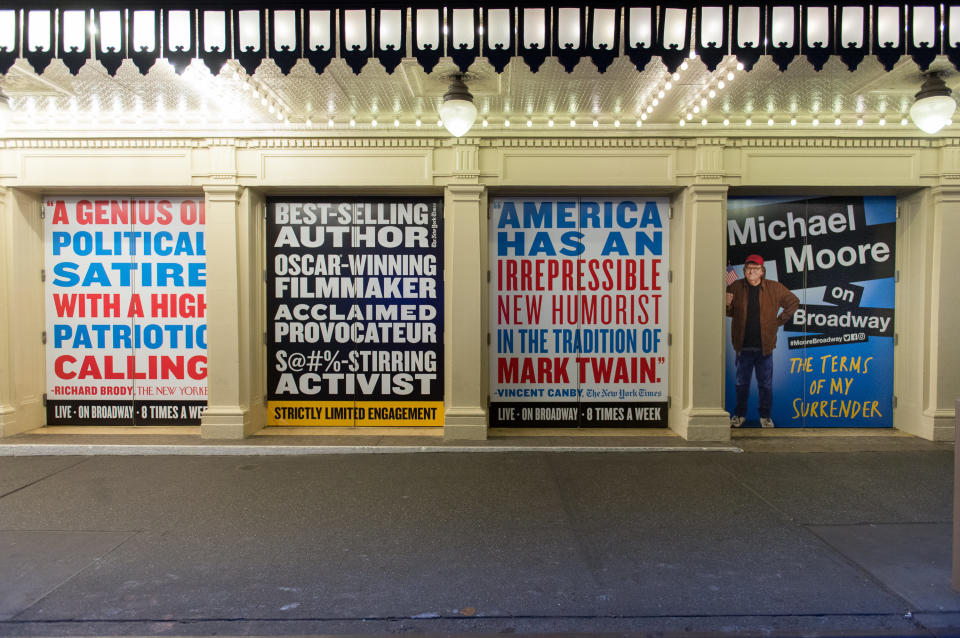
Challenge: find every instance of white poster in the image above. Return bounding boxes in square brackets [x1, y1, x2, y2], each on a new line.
[489, 197, 669, 427]
[44, 196, 207, 424]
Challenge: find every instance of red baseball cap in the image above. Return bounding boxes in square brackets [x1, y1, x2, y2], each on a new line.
[745, 254, 764, 266]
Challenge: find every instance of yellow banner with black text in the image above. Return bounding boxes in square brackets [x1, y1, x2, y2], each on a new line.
[268, 400, 444, 427]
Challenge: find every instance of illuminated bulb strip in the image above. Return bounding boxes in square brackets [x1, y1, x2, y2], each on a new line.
[678, 58, 738, 129]
[635, 69, 674, 130]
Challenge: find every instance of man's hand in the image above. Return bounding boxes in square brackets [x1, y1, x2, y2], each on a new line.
[725, 292, 733, 307]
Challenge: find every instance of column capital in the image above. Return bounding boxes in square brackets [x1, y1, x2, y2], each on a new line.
[929, 184, 960, 205]
[685, 183, 729, 203]
[203, 184, 244, 203]
[445, 184, 485, 197]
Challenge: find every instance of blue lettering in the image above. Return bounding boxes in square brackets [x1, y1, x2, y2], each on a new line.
[600, 232, 629, 256]
[617, 201, 639, 228]
[523, 201, 554, 228]
[639, 201, 663, 228]
[581, 201, 600, 227]
[559, 231, 585, 256]
[557, 201, 577, 228]
[52, 262, 80, 287]
[528, 232, 556, 256]
[52, 232, 72, 255]
[498, 231, 526, 256]
[636, 231, 663, 255]
[497, 202, 520, 228]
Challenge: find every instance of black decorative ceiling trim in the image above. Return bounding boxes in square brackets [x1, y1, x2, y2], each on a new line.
[233, 8, 266, 74]
[447, 7, 479, 73]
[269, 8, 302, 75]
[801, 4, 833, 71]
[552, 5, 585, 73]
[587, 6, 619, 73]
[767, 4, 799, 72]
[907, 4, 940, 72]
[946, 6, 960, 74]
[0, 7, 19, 75]
[58, 8, 91, 75]
[304, 8, 334, 75]
[127, 8, 161, 74]
[836, 2, 868, 71]
[872, 4, 903, 72]
[624, 6, 655, 73]
[375, 7, 406, 73]
[24, 8, 56, 75]
[198, 8, 231, 74]
[694, 5, 727, 72]
[163, 8, 197, 74]
[731, 5, 764, 71]
[412, 7, 443, 74]
[518, 7, 551, 73]
[482, 7, 514, 74]
[656, 4, 691, 74]
[339, 7, 371, 74]
[94, 9, 126, 75]
[2, 3, 955, 78]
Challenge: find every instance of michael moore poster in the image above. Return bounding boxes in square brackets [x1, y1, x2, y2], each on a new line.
[725, 196, 896, 428]
[490, 197, 668, 428]
[44, 196, 208, 425]
[267, 197, 443, 426]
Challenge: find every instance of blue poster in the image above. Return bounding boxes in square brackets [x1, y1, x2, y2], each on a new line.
[725, 196, 895, 428]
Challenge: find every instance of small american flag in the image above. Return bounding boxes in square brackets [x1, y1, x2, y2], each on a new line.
[725, 267, 739, 286]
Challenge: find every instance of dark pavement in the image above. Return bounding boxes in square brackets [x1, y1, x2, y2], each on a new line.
[0, 436, 958, 637]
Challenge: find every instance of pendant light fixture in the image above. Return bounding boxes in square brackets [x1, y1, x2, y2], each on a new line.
[438, 75, 477, 137]
[910, 73, 956, 135]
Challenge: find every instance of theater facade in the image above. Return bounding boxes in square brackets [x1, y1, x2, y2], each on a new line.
[0, 2, 958, 442]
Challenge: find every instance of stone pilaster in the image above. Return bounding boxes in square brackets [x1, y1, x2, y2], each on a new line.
[443, 184, 488, 440]
[668, 184, 731, 441]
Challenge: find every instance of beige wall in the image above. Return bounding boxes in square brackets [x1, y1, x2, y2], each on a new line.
[1, 133, 957, 441]
[0, 188, 44, 436]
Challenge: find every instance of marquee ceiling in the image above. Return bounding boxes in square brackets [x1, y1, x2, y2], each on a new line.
[1, 4, 958, 135]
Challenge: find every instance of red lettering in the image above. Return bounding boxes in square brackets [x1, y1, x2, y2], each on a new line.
[55, 355, 77, 379]
[51, 201, 69, 224]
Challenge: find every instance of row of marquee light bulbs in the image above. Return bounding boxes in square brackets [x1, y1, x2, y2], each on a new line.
[4, 58, 949, 135]
[372, 56, 954, 135]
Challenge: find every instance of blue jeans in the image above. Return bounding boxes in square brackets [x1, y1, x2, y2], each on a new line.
[735, 349, 773, 419]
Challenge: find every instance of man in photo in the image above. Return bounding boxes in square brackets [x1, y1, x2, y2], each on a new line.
[726, 255, 799, 428]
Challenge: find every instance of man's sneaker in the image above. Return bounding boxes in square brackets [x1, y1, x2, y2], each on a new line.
[730, 416, 745, 428]
[760, 417, 775, 428]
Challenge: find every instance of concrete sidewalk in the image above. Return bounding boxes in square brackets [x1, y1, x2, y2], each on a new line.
[0, 433, 957, 637]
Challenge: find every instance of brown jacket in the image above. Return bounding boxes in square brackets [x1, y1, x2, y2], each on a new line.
[726, 278, 800, 356]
